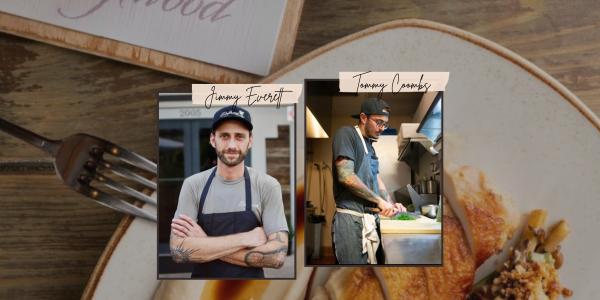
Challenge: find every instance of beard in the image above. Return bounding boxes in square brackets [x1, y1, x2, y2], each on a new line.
[216, 147, 248, 167]
[366, 127, 381, 140]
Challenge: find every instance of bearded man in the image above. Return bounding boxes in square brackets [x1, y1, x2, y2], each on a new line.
[331, 98, 406, 265]
[170, 105, 289, 279]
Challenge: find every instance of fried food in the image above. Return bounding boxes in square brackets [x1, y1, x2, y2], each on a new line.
[323, 267, 384, 300]
[374, 267, 429, 300]
[311, 166, 572, 300]
[424, 199, 475, 299]
[444, 165, 519, 266]
[469, 217, 572, 299]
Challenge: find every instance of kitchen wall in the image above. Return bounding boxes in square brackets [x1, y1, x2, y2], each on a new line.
[416, 151, 439, 187]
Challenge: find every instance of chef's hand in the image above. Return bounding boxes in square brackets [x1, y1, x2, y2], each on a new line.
[393, 202, 407, 213]
[377, 197, 397, 217]
[244, 227, 268, 248]
[171, 214, 207, 238]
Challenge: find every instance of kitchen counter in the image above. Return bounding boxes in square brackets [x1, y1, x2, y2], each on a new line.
[382, 233, 442, 264]
[381, 216, 442, 264]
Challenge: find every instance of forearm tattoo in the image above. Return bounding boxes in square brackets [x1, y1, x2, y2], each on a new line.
[170, 238, 199, 263]
[243, 247, 287, 268]
[243, 231, 288, 268]
[335, 158, 380, 204]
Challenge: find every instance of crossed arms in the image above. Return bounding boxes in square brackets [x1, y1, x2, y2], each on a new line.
[169, 214, 288, 269]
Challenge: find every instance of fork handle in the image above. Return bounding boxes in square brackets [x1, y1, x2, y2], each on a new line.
[0, 117, 59, 155]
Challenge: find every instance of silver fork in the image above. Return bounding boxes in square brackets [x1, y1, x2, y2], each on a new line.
[0, 117, 157, 222]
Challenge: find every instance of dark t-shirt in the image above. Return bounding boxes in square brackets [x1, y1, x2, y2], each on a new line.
[331, 126, 379, 213]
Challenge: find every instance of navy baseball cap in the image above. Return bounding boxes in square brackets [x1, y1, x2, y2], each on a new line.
[351, 98, 391, 119]
[212, 105, 253, 131]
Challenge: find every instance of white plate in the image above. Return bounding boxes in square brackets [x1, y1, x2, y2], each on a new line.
[85, 19, 600, 299]
[82, 197, 158, 300]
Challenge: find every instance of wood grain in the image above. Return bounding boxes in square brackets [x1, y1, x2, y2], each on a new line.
[1, 1, 600, 299]
[0, 33, 191, 299]
[270, 0, 305, 74]
[0, 33, 191, 161]
[0, 174, 122, 300]
[294, 0, 600, 116]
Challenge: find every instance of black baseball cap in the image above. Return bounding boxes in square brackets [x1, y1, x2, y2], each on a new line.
[351, 98, 391, 119]
[212, 105, 253, 131]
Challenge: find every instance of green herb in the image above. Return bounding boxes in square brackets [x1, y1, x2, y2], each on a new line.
[393, 213, 416, 221]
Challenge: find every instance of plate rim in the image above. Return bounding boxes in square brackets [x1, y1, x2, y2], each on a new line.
[83, 18, 600, 299]
[262, 18, 600, 131]
[81, 205, 144, 300]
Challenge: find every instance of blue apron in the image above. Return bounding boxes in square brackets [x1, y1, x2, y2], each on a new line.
[191, 167, 264, 278]
[368, 141, 380, 196]
[332, 128, 385, 264]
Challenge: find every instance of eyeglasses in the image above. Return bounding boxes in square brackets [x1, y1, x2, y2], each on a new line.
[368, 117, 389, 129]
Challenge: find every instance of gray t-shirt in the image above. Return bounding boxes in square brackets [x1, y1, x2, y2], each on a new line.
[331, 126, 379, 213]
[174, 166, 288, 236]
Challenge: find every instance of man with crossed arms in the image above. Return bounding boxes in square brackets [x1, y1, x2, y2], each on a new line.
[170, 105, 288, 278]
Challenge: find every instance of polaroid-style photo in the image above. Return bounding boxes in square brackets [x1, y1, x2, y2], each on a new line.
[157, 93, 296, 279]
[304, 79, 443, 266]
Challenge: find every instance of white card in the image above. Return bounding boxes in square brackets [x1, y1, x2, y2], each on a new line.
[0, 0, 287, 75]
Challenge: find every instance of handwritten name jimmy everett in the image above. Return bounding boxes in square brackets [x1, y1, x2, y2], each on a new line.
[204, 85, 293, 108]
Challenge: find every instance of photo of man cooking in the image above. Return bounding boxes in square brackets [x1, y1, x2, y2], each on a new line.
[165, 104, 292, 279]
[305, 80, 443, 265]
[331, 98, 406, 264]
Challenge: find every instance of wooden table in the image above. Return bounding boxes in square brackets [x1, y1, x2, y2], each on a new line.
[1, 1, 599, 298]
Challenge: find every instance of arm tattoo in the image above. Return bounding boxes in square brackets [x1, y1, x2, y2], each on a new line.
[243, 246, 287, 268]
[170, 238, 199, 263]
[335, 158, 380, 204]
[243, 231, 288, 268]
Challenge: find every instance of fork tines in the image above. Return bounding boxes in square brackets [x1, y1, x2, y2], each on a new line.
[93, 172, 156, 206]
[97, 159, 157, 190]
[85, 142, 157, 221]
[78, 184, 156, 222]
[101, 143, 157, 174]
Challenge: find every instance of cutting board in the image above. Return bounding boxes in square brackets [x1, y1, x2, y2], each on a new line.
[380, 215, 441, 234]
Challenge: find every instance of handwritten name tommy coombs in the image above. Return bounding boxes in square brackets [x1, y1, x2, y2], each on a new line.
[204, 85, 293, 108]
[352, 71, 432, 94]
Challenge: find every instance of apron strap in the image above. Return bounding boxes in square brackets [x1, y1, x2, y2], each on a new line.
[354, 125, 368, 155]
[244, 167, 252, 211]
[354, 125, 378, 194]
[198, 167, 217, 213]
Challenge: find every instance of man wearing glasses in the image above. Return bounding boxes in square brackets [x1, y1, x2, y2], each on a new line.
[331, 98, 406, 264]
